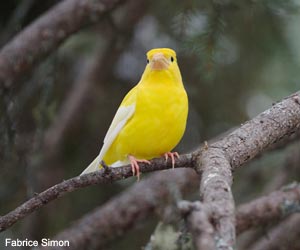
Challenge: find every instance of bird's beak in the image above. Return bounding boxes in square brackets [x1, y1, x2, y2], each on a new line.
[150, 53, 170, 70]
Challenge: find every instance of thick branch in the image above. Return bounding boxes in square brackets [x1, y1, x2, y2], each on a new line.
[191, 92, 300, 249]
[0, 154, 193, 232]
[265, 128, 300, 152]
[217, 93, 300, 169]
[236, 182, 300, 234]
[197, 148, 235, 250]
[0, 0, 126, 88]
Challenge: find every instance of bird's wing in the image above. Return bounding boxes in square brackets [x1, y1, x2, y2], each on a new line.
[81, 87, 137, 175]
[99, 86, 137, 160]
[98, 103, 135, 160]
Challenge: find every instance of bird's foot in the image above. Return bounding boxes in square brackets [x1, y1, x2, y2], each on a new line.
[128, 155, 151, 181]
[163, 152, 180, 169]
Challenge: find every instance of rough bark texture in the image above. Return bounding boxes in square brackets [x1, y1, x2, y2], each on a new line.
[0, 0, 126, 88]
[179, 201, 215, 250]
[214, 93, 300, 169]
[196, 148, 235, 250]
[236, 183, 300, 234]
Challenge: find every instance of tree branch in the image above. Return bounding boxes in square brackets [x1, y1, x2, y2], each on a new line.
[196, 147, 235, 250]
[248, 214, 300, 250]
[0, 154, 193, 232]
[189, 92, 300, 250]
[236, 182, 300, 234]
[0, 0, 127, 88]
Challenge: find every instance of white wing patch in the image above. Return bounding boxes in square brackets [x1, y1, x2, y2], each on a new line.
[80, 155, 99, 175]
[81, 104, 135, 175]
[98, 104, 135, 162]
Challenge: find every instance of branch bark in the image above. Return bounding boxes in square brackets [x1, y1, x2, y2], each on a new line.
[248, 214, 300, 250]
[189, 92, 300, 250]
[0, 0, 127, 88]
[179, 201, 215, 249]
[195, 147, 235, 250]
[0, 154, 193, 232]
[236, 182, 300, 234]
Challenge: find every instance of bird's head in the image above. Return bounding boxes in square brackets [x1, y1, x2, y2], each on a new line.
[141, 48, 182, 84]
[146, 48, 177, 71]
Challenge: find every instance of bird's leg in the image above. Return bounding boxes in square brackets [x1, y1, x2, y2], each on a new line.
[128, 155, 151, 181]
[163, 152, 180, 169]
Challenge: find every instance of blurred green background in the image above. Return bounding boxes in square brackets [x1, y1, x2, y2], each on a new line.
[0, 0, 300, 249]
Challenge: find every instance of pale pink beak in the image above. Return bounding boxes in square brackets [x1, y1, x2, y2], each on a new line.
[150, 53, 170, 70]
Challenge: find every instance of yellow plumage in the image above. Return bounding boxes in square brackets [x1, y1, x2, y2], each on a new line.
[81, 48, 188, 175]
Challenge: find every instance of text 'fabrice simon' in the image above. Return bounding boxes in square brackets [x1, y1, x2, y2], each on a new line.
[5, 238, 70, 247]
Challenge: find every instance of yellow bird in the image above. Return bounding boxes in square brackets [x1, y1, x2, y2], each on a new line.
[81, 48, 188, 178]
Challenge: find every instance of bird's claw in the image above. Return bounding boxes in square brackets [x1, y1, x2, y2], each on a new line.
[128, 155, 151, 181]
[164, 152, 180, 169]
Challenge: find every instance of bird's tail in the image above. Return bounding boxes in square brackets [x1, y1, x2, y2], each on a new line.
[80, 155, 100, 175]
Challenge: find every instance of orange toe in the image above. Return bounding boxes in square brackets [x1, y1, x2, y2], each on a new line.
[128, 155, 151, 181]
[163, 152, 180, 169]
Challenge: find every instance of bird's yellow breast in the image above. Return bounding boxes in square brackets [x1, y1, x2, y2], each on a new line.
[103, 80, 188, 164]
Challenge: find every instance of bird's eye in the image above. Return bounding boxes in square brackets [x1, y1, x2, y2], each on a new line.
[171, 57, 174, 62]
[147, 59, 149, 64]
